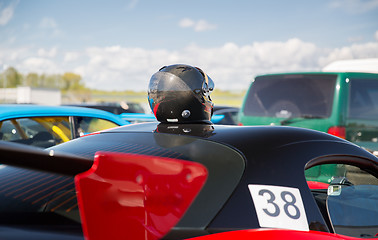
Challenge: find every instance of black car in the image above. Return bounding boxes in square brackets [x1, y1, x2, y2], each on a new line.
[0, 121, 377, 240]
[213, 105, 239, 125]
[66, 102, 146, 115]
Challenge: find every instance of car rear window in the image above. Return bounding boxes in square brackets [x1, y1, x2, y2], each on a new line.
[348, 78, 378, 120]
[243, 74, 337, 118]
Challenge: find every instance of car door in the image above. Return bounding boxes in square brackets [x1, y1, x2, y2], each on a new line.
[305, 159, 378, 238]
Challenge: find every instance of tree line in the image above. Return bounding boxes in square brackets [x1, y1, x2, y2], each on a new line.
[0, 66, 86, 91]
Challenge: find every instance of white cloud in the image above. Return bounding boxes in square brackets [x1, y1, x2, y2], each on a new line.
[194, 20, 217, 32]
[75, 39, 378, 91]
[318, 42, 378, 66]
[1, 38, 378, 92]
[64, 52, 80, 62]
[179, 18, 194, 28]
[0, 0, 18, 26]
[178, 18, 217, 32]
[37, 47, 57, 58]
[21, 57, 59, 73]
[375, 30, 378, 41]
[329, 0, 378, 13]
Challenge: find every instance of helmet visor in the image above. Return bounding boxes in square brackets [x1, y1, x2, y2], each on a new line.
[206, 75, 214, 92]
[148, 71, 192, 93]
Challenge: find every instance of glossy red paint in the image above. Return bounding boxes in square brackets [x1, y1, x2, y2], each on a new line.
[75, 152, 208, 240]
[307, 181, 330, 189]
[188, 229, 366, 240]
[327, 126, 346, 139]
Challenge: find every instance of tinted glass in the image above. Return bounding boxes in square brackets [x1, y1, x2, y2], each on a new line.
[75, 117, 119, 137]
[0, 116, 120, 147]
[214, 108, 239, 125]
[244, 74, 337, 118]
[348, 78, 378, 120]
[326, 165, 378, 238]
[306, 163, 378, 238]
[305, 164, 346, 184]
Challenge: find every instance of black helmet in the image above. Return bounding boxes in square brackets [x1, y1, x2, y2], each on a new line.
[148, 64, 214, 123]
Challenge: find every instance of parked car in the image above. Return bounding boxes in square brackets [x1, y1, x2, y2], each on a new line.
[0, 121, 377, 239]
[0, 104, 129, 148]
[239, 71, 378, 156]
[66, 101, 146, 114]
[120, 106, 239, 125]
[213, 105, 239, 125]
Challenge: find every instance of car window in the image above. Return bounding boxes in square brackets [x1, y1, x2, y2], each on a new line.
[75, 117, 119, 136]
[244, 74, 337, 118]
[214, 108, 239, 125]
[348, 78, 378, 120]
[0, 117, 71, 148]
[306, 163, 378, 238]
[305, 164, 347, 184]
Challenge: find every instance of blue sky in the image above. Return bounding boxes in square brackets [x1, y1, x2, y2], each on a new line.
[0, 0, 378, 91]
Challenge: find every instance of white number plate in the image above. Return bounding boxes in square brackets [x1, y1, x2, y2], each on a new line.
[248, 184, 309, 231]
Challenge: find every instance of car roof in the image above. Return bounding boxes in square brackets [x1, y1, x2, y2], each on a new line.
[255, 71, 378, 78]
[104, 122, 357, 152]
[322, 58, 378, 74]
[0, 104, 128, 125]
[52, 122, 377, 236]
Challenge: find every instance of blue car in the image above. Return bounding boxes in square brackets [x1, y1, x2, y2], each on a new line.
[120, 106, 239, 125]
[0, 104, 129, 148]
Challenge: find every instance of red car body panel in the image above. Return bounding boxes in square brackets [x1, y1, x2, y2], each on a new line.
[188, 229, 373, 240]
[75, 152, 208, 240]
[307, 181, 330, 189]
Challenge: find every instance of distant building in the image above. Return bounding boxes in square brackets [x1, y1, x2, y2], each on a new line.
[0, 86, 61, 105]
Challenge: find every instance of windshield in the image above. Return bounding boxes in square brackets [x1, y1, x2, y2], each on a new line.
[243, 74, 337, 118]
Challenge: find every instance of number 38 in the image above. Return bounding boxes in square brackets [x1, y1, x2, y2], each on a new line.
[258, 189, 300, 219]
